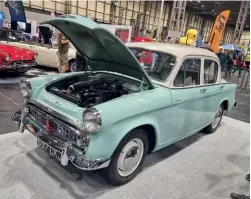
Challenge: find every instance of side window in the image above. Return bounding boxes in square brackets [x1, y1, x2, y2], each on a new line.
[173, 59, 201, 87]
[204, 60, 218, 84]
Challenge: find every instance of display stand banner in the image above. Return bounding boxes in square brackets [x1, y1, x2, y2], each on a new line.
[6, 0, 26, 23]
[208, 10, 230, 53]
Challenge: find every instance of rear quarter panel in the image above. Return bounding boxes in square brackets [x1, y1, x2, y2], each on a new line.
[219, 83, 237, 111]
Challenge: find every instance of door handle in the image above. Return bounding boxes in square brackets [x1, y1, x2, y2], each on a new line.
[200, 88, 207, 93]
[219, 85, 225, 90]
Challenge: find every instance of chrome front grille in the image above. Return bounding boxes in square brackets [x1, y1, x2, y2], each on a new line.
[28, 104, 81, 142]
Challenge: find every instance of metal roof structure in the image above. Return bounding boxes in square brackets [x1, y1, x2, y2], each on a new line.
[186, 1, 250, 29]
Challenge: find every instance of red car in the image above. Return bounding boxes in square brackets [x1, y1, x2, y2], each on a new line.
[0, 44, 37, 73]
[131, 36, 152, 42]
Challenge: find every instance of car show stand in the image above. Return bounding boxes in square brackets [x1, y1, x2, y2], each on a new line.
[0, 116, 249, 199]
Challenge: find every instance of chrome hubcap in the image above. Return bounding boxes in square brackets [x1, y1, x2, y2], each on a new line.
[70, 61, 77, 72]
[212, 106, 223, 129]
[117, 138, 144, 177]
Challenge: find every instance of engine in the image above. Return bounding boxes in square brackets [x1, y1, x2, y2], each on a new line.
[48, 75, 139, 108]
[77, 79, 128, 107]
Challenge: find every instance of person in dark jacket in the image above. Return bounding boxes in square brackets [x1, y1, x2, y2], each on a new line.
[232, 51, 245, 77]
[226, 50, 234, 77]
[216, 46, 227, 78]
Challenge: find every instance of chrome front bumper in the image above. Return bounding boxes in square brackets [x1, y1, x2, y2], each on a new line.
[0, 61, 36, 71]
[12, 106, 110, 171]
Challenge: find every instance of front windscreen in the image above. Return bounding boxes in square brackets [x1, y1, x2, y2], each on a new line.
[129, 48, 176, 81]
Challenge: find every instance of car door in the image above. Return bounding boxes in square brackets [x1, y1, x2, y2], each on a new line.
[200, 58, 221, 125]
[169, 57, 205, 137]
[29, 44, 58, 68]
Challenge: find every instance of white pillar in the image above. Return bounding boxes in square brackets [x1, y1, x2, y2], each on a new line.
[157, 0, 164, 41]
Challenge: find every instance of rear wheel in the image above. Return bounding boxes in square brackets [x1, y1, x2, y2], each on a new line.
[106, 129, 148, 186]
[203, 104, 224, 134]
[69, 60, 76, 72]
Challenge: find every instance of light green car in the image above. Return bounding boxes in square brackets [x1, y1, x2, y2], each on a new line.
[12, 15, 237, 186]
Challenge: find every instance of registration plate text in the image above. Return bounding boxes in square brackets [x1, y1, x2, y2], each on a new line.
[37, 139, 62, 161]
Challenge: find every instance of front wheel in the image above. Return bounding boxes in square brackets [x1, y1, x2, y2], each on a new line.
[203, 104, 224, 134]
[106, 129, 148, 186]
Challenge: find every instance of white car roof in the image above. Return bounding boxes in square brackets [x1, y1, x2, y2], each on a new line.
[126, 42, 219, 60]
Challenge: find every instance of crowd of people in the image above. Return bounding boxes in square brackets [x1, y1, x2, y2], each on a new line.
[215, 46, 250, 79]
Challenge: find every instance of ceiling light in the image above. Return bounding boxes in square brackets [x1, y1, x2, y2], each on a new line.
[212, 10, 215, 12]
[197, 0, 200, 3]
[201, 5, 204, 7]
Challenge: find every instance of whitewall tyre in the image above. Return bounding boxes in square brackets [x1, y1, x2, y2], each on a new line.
[106, 129, 148, 186]
[69, 60, 77, 72]
[203, 104, 224, 134]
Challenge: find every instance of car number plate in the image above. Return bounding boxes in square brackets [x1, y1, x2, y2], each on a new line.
[37, 139, 62, 161]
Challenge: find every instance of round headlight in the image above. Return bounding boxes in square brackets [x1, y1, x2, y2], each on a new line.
[5, 54, 10, 61]
[83, 108, 102, 133]
[19, 80, 32, 98]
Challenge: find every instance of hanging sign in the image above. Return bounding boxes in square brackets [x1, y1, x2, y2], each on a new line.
[6, 0, 26, 23]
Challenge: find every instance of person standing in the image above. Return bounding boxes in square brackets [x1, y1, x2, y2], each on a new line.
[226, 50, 234, 77]
[245, 50, 250, 71]
[57, 32, 69, 73]
[217, 46, 227, 78]
[233, 51, 245, 77]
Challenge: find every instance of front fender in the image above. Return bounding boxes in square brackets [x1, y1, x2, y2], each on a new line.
[84, 87, 171, 160]
[84, 113, 160, 160]
[29, 73, 71, 99]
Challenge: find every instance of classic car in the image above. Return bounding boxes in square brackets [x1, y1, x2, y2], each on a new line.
[0, 43, 37, 73]
[12, 15, 237, 186]
[0, 28, 76, 71]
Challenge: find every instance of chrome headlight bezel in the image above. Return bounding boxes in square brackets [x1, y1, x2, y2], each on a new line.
[82, 108, 102, 134]
[5, 54, 10, 62]
[19, 80, 32, 98]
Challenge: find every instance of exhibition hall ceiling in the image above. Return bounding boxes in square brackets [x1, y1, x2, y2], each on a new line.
[186, 1, 250, 29]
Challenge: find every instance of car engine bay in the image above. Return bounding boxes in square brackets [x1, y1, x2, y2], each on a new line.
[47, 73, 145, 108]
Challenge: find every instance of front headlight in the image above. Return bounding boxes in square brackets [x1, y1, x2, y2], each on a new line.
[83, 108, 102, 133]
[19, 80, 32, 98]
[5, 54, 10, 61]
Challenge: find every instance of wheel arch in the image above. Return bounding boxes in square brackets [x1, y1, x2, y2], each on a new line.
[222, 99, 228, 111]
[68, 58, 76, 72]
[111, 121, 159, 157]
[68, 58, 76, 65]
[131, 124, 157, 153]
[85, 118, 160, 160]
